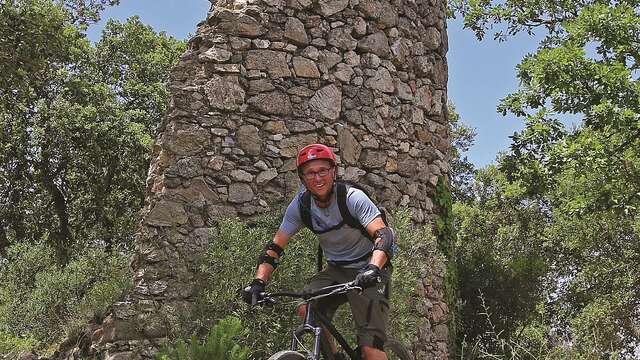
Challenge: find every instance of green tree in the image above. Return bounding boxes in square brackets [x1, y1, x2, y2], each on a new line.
[0, 0, 96, 260]
[454, 166, 549, 358]
[0, 0, 185, 262]
[448, 102, 477, 203]
[452, 0, 640, 356]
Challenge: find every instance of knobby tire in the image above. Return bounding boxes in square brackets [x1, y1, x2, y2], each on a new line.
[268, 350, 306, 360]
[268, 339, 411, 360]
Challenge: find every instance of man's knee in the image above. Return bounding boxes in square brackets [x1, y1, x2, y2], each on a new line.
[296, 303, 307, 318]
[361, 345, 387, 360]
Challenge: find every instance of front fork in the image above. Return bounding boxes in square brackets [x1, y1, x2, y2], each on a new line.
[291, 303, 323, 359]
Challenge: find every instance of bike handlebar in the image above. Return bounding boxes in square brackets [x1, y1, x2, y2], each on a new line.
[258, 281, 362, 305]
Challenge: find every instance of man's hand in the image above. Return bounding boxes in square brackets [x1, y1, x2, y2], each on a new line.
[354, 264, 381, 288]
[242, 278, 266, 305]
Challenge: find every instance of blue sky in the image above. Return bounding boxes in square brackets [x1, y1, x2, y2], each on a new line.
[88, 0, 542, 167]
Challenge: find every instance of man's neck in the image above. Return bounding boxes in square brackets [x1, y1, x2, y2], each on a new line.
[314, 196, 332, 208]
[312, 186, 335, 208]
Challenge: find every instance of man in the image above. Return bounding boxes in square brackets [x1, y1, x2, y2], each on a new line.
[243, 143, 396, 360]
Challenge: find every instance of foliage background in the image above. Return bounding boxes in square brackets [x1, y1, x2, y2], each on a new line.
[2, 0, 640, 358]
[450, 0, 640, 357]
[0, 0, 183, 354]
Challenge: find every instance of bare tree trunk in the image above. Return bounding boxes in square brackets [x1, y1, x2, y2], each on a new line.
[95, 158, 118, 253]
[0, 225, 8, 257]
[40, 145, 72, 264]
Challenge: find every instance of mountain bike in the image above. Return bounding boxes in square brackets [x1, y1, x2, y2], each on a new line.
[255, 281, 413, 360]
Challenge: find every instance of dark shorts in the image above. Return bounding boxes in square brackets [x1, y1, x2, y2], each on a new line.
[302, 264, 392, 349]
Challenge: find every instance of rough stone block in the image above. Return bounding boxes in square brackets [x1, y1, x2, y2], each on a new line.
[145, 201, 188, 227]
[245, 50, 291, 77]
[309, 84, 342, 120]
[284, 17, 309, 45]
[228, 183, 254, 203]
[248, 91, 293, 115]
[317, 0, 349, 16]
[204, 75, 246, 111]
[357, 31, 391, 58]
[236, 124, 263, 155]
[292, 56, 321, 78]
[208, 9, 267, 38]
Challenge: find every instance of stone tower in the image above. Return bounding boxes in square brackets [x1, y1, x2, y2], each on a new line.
[87, 0, 450, 358]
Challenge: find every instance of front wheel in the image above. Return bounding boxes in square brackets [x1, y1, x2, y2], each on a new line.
[384, 338, 414, 360]
[268, 350, 307, 360]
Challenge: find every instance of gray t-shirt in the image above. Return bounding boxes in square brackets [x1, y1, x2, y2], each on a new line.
[279, 185, 381, 269]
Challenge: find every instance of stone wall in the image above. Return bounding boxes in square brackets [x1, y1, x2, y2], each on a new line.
[86, 0, 450, 358]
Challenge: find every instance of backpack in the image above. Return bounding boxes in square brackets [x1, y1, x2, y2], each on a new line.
[298, 180, 388, 271]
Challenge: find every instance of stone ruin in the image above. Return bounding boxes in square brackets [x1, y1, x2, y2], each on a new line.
[81, 0, 451, 358]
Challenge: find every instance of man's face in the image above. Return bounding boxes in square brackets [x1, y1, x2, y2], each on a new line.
[301, 159, 335, 198]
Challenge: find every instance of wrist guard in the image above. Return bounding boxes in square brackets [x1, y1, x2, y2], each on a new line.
[373, 227, 396, 260]
[257, 240, 284, 269]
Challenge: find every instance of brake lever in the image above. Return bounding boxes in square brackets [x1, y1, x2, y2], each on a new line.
[256, 293, 278, 306]
[265, 297, 278, 305]
[346, 283, 363, 293]
[350, 278, 379, 293]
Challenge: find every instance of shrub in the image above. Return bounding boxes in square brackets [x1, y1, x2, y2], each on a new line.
[0, 242, 56, 351]
[388, 210, 440, 346]
[156, 316, 249, 360]
[0, 242, 131, 354]
[0, 331, 38, 356]
[196, 214, 317, 358]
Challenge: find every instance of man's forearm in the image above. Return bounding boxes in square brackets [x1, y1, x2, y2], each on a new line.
[370, 247, 388, 268]
[255, 262, 275, 282]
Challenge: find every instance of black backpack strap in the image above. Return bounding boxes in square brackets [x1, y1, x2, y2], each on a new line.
[316, 243, 323, 272]
[299, 191, 325, 271]
[336, 182, 372, 240]
[299, 190, 315, 233]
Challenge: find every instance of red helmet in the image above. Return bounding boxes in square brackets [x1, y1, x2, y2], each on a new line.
[296, 143, 336, 169]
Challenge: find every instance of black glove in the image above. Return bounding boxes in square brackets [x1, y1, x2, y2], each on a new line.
[242, 278, 266, 305]
[354, 264, 382, 289]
